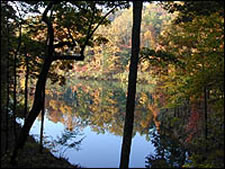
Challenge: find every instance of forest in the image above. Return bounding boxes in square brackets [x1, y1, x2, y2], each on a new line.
[1, 1, 224, 168]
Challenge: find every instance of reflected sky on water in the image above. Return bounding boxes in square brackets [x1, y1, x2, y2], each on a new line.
[30, 80, 156, 168]
[31, 116, 155, 168]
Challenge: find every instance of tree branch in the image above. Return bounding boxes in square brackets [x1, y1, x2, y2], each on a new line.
[42, 2, 55, 25]
[80, 5, 118, 54]
[90, 6, 117, 38]
[67, 27, 77, 46]
[42, 2, 56, 59]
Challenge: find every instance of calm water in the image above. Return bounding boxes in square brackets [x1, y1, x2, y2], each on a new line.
[30, 80, 158, 168]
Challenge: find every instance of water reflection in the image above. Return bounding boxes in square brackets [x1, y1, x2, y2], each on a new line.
[31, 80, 157, 168]
[145, 101, 195, 168]
[145, 102, 224, 168]
[145, 124, 188, 168]
[40, 79, 224, 168]
[45, 80, 157, 138]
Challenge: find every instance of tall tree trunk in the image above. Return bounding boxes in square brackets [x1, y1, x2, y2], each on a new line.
[39, 86, 46, 153]
[5, 24, 10, 152]
[204, 86, 208, 151]
[12, 23, 22, 141]
[2, 16, 10, 153]
[5, 42, 9, 153]
[202, 61, 208, 151]
[119, 2, 143, 168]
[13, 42, 17, 141]
[24, 49, 29, 119]
[11, 58, 52, 163]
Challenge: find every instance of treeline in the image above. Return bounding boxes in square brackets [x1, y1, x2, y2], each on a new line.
[73, 3, 173, 83]
[144, 2, 224, 168]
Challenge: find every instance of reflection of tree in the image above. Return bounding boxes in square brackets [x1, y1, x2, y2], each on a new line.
[145, 125, 187, 168]
[46, 128, 85, 159]
[146, 104, 224, 168]
[44, 80, 158, 137]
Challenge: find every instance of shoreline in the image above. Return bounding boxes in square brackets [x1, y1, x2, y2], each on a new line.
[1, 119, 81, 168]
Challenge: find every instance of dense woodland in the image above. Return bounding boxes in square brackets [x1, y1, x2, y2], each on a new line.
[1, 1, 224, 168]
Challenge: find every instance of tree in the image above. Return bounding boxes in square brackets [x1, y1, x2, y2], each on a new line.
[11, 1, 129, 164]
[161, 1, 224, 24]
[1, 1, 11, 153]
[1, 1, 20, 153]
[142, 1, 224, 167]
[120, 1, 143, 168]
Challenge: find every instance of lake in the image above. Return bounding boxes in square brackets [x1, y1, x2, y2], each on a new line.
[30, 79, 160, 168]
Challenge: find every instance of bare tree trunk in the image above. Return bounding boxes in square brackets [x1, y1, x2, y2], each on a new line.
[5, 45, 9, 153]
[39, 86, 46, 153]
[204, 86, 208, 152]
[24, 49, 29, 119]
[13, 43, 17, 141]
[12, 23, 22, 141]
[119, 2, 143, 168]
[4, 17, 10, 153]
